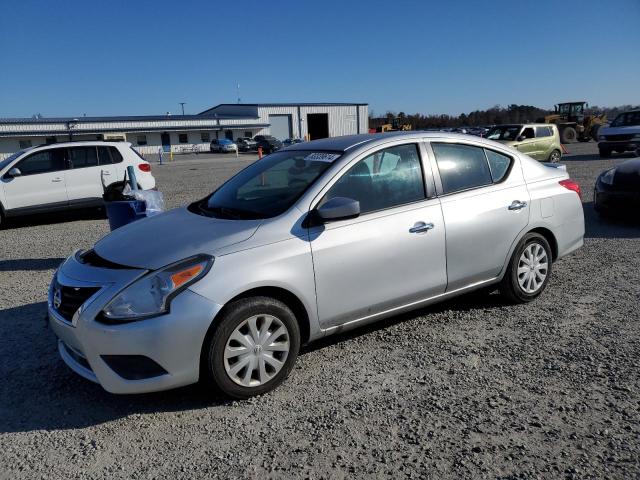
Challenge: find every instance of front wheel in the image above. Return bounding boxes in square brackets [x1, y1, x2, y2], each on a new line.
[204, 296, 300, 399]
[500, 233, 552, 303]
[561, 127, 577, 144]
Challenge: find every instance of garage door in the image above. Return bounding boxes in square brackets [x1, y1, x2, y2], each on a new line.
[269, 114, 292, 140]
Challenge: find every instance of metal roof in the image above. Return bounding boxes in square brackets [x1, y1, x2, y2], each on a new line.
[199, 102, 368, 114]
[0, 113, 254, 124]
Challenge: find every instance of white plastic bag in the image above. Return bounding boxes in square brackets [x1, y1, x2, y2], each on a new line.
[133, 190, 165, 215]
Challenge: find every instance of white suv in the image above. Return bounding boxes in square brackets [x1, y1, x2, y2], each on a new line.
[0, 141, 155, 226]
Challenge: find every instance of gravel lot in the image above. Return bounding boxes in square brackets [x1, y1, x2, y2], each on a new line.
[1, 143, 638, 479]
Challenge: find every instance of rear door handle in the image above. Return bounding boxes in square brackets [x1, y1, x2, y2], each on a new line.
[409, 222, 434, 234]
[51, 177, 63, 183]
[508, 200, 527, 210]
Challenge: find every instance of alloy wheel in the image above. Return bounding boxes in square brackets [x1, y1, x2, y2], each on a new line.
[517, 242, 549, 294]
[223, 314, 290, 387]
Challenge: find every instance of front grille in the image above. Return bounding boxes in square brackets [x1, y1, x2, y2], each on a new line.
[54, 282, 100, 322]
[604, 134, 634, 142]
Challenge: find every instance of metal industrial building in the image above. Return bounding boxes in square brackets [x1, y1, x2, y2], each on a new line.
[0, 102, 368, 159]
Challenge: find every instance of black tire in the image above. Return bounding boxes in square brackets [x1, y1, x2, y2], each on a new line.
[561, 127, 577, 144]
[599, 148, 612, 158]
[204, 296, 300, 399]
[500, 233, 553, 304]
[548, 149, 561, 163]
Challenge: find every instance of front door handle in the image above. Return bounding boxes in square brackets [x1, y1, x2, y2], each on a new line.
[51, 177, 63, 183]
[409, 222, 434, 234]
[508, 200, 527, 210]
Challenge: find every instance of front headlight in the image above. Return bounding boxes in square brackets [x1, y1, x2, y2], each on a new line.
[598, 135, 606, 141]
[101, 255, 213, 323]
[600, 168, 616, 186]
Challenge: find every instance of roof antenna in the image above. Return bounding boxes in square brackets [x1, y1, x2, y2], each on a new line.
[236, 83, 241, 104]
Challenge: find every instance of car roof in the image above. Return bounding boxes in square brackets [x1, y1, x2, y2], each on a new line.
[285, 131, 519, 153]
[30, 140, 131, 149]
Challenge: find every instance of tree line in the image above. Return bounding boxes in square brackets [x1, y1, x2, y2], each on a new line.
[369, 104, 640, 129]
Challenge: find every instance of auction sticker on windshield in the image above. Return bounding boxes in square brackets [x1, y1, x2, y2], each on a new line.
[304, 152, 341, 162]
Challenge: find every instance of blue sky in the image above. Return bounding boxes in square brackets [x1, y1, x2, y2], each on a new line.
[1, 0, 638, 118]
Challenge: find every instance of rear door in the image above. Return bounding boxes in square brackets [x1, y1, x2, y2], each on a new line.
[65, 146, 114, 204]
[535, 126, 554, 160]
[428, 142, 529, 291]
[309, 142, 447, 329]
[2, 148, 68, 211]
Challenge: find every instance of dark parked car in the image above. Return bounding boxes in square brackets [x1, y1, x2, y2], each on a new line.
[235, 137, 257, 152]
[254, 135, 283, 154]
[282, 138, 303, 147]
[597, 110, 640, 158]
[594, 158, 640, 216]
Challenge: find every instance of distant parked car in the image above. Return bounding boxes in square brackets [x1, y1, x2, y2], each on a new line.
[597, 110, 640, 158]
[486, 123, 562, 162]
[283, 138, 303, 147]
[594, 158, 640, 216]
[210, 139, 237, 153]
[0, 141, 155, 227]
[235, 137, 257, 152]
[254, 135, 283, 154]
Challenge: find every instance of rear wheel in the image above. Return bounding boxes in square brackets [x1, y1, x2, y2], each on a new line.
[548, 150, 561, 163]
[561, 127, 577, 144]
[500, 233, 552, 303]
[204, 296, 300, 399]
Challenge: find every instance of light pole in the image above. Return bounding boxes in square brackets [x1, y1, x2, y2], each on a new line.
[179, 102, 186, 116]
[66, 118, 79, 141]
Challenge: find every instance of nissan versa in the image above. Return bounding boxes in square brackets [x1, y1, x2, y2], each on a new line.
[49, 132, 585, 399]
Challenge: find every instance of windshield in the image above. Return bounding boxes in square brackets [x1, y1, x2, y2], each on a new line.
[611, 111, 640, 127]
[486, 126, 522, 141]
[0, 149, 28, 171]
[194, 150, 340, 219]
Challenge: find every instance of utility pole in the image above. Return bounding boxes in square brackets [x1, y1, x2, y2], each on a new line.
[179, 102, 186, 116]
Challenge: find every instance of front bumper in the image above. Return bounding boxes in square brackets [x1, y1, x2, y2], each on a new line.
[598, 140, 640, 152]
[594, 186, 640, 212]
[48, 252, 222, 394]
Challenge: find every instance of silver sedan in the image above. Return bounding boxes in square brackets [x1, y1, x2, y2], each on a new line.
[48, 132, 585, 398]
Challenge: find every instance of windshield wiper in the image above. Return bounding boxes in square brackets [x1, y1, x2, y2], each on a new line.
[200, 203, 266, 220]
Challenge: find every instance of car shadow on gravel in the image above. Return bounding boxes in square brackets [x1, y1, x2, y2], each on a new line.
[583, 201, 640, 239]
[0, 302, 234, 434]
[0, 258, 65, 271]
[2, 208, 105, 230]
[303, 288, 505, 356]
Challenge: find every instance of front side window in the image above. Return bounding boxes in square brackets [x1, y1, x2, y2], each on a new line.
[521, 127, 535, 139]
[432, 143, 493, 194]
[486, 126, 522, 141]
[16, 149, 66, 176]
[322, 144, 425, 214]
[68, 146, 98, 168]
[196, 150, 338, 219]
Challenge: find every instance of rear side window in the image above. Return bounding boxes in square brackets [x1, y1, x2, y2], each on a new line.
[16, 149, 66, 175]
[68, 147, 98, 168]
[432, 143, 493, 194]
[323, 144, 425, 214]
[485, 149, 511, 182]
[536, 126, 552, 137]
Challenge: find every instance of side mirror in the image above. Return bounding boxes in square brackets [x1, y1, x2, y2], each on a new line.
[316, 197, 360, 222]
[517, 135, 526, 142]
[7, 167, 22, 178]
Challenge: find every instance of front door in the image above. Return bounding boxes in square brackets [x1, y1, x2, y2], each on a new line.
[1, 148, 68, 211]
[429, 142, 530, 291]
[513, 126, 538, 159]
[309, 143, 447, 329]
[161, 132, 171, 152]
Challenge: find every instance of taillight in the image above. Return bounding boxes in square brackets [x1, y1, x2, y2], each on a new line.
[138, 163, 151, 172]
[559, 179, 581, 199]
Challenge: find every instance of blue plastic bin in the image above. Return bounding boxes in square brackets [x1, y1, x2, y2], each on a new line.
[105, 200, 147, 231]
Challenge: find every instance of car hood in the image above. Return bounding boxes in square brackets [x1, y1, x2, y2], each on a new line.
[601, 125, 640, 135]
[94, 207, 261, 270]
[612, 159, 640, 189]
